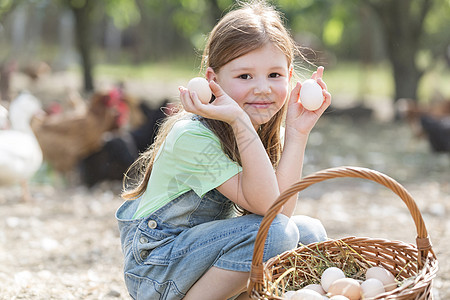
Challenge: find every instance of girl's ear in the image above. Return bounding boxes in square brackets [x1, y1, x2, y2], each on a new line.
[289, 66, 293, 80]
[206, 67, 217, 82]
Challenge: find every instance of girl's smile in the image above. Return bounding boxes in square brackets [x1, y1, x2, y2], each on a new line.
[246, 101, 274, 109]
[207, 43, 291, 127]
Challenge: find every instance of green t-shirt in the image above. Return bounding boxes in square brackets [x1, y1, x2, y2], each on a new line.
[132, 118, 242, 219]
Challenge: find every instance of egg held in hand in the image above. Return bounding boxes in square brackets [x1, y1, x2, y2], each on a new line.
[299, 79, 323, 111]
[187, 77, 212, 104]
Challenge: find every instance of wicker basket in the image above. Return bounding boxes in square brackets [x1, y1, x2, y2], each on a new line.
[247, 166, 438, 299]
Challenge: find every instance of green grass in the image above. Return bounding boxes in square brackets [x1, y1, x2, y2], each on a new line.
[323, 62, 394, 100]
[323, 60, 450, 103]
[89, 59, 449, 104]
[93, 59, 202, 81]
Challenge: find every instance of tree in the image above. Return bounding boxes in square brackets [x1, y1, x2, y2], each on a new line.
[65, 0, 96, 92]
[364, 0, 433, 104]
[62, 0, 140, 93]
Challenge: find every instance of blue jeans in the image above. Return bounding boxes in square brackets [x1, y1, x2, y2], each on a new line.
[116, 189, 327, 299]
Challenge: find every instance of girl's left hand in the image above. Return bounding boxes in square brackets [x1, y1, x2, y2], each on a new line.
[285, 66, 331, 138]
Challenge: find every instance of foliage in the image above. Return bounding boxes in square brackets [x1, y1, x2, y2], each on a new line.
[105, 0, 140, 29]
[0, 0, 448, 98]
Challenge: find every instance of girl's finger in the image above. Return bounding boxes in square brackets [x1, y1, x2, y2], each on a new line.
[209, 81, 224, 98]
[316, 66, 324, 80]
[313, 90, 331, 116]
[289, 81, 301, 105]
[179, 87, 195, 113]
[317, 78, 328, 92]
[323, 90, 331, 103]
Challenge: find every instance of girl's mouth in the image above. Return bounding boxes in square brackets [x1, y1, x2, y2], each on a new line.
[246, 102, 273, 109]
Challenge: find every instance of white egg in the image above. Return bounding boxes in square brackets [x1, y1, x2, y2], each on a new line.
[328, 278, 361, 300]
[187, 77, 212, 104]
[365, 266, 397, 292]
[291, 289, 324, 300]
[304, 284, 326, 295]
[361, 278, 385, 298]
[321, 267, 346, 292]
[284, 290, 297, 299]
[299, 79, 323, 111]
[329, 296, 350, 300]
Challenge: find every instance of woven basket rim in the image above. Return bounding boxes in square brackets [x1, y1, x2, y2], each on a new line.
[256, 236, 438, 299]
[248, 166, 439, 300]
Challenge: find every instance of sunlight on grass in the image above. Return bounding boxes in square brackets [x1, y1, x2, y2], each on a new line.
[92, 60, 449, 104]
[324, 61, 394, 101]
[94, 60, 202, 81]
[324, 60, 450, 103]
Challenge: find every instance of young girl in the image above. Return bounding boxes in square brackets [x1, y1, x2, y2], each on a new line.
[116, 1, 331, 299]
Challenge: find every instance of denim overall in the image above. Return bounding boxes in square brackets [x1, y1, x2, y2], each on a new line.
[116, 189, 326, 299]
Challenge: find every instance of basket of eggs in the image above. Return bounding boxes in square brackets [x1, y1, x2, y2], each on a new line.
[247, 166, 438, 300]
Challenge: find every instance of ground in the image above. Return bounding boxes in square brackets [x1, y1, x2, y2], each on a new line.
[1, 73, 449, 299]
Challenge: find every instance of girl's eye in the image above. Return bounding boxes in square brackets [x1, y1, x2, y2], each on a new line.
[269, 73, 280, 78]
[239, 74, 252, 80]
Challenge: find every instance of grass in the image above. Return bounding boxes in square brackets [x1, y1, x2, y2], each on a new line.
[89, 59, 449, 104]
[323, 62, 394, 101]
[327, 61, 450, 104]
[92, 59, 202, 82]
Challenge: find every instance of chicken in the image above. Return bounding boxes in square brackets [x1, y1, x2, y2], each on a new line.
[79, 100, 173, 187]
[20, 61, 51, 81]
[0, 60, 16, 102]
[0, 104, 8, 129]
[0, 92, 43, 201]
[30, 89, 128, 173]
[420, 115, 450, 152]
[325, 103, 373, 121]
[397, 98, 450, 152]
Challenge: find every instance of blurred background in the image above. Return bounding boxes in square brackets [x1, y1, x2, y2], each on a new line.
[0, 0, 449, 299]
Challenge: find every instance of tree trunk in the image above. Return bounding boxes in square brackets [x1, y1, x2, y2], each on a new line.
[368, 0, 432, 104]
[69, 0, 95, 93]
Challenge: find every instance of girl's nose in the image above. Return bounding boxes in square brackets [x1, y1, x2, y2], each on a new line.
[254, 79, 272, 95]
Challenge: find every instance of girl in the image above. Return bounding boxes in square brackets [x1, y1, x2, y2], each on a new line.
[116, 1, 331, 299]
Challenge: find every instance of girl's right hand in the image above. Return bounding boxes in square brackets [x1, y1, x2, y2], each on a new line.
[179, 81, 248, 126]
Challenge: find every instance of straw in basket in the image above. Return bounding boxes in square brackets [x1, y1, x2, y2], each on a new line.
[247, 166, 438, 299]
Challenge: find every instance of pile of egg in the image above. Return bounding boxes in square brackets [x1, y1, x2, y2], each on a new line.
[283, 266, 397, 300]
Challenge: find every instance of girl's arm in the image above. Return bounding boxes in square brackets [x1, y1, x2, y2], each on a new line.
[276, 67, 331, 216]
[179, 69, 331, 216]
[180, 82, 281, 215]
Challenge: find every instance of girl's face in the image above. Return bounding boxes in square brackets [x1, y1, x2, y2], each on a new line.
[207, 43, 292, 127]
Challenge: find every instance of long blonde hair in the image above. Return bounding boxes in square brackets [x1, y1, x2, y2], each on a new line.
[122, 0, 300, 200]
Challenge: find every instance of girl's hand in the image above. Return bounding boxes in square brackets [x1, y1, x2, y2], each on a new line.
[285, 66, 331, 138]
[179, 81, 247, 125]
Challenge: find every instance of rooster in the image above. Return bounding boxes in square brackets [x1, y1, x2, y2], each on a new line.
[31, 88, 129, 174]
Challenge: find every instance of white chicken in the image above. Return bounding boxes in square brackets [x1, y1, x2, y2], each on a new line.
[0, 92, 43, 201]
[0, 104, 8, 129]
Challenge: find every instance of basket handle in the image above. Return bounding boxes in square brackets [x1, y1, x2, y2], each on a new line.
[248, 166, 435, 294]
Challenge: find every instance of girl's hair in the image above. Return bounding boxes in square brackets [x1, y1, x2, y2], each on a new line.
[122, 0, 299, 200]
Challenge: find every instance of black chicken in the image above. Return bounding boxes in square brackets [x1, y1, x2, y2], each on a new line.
[79, 100, 171, 187]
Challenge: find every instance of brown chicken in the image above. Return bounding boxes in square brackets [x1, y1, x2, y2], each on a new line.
[31, 90, 128, 173]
